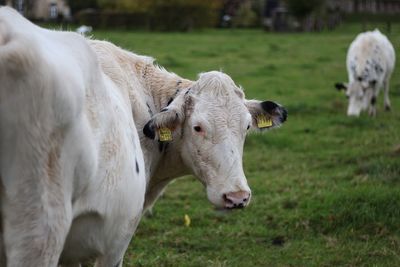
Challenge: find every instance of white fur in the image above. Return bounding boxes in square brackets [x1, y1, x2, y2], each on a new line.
[345, 29, 395, 116]
[0, 7, 145, 266]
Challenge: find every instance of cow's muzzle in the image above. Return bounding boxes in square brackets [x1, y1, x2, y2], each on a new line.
[223, 191, 251, 209]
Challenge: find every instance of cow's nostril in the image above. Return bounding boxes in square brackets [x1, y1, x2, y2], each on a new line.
[223, 193, 233, 204]
[223, 191, 251, 209]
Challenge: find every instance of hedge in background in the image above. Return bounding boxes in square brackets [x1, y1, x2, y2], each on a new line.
[78, 0, 222, 31]
[77, 10, 150, 30]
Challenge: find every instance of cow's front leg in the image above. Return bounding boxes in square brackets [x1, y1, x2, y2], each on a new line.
[368, 105, 377, 117]
[383, 79, 391, 111]
[368, 92, 378, 117]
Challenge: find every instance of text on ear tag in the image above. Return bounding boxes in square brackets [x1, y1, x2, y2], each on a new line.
[158, 127, 173, 142]
[256, 114, 272, 128]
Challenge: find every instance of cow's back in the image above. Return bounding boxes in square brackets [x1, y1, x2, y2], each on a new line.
[346, 30, 395, 78]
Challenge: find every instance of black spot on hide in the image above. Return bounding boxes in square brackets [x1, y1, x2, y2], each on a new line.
[375, 64, 383, 74]
[143, 120, 155, 139]
[146, 103, 153, 116]
[136, 160, 140, 173]
[185, 88, 192, 95]
[167, 98, 174, 106]
[371, 96, 377, 105]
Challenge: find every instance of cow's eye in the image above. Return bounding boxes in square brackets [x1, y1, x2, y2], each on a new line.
[370, 80, 377, 86]
[194, 126, 202, 132]
[357, 76, 362, 82]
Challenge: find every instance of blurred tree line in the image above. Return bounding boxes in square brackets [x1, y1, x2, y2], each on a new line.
[285, 0, 324, 19]
[70, 0, 222, 31]
[67, 0, 339, 31]
[284, 0, 336, 31]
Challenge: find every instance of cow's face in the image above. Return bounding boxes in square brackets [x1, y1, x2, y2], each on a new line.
[336, 80, 377, 117]
[144, 71, 287, 209]
[336, 60, 383, 116]
[180, 91, 251, 209]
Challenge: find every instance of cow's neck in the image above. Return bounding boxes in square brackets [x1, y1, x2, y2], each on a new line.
[138, 63, 193, 210]
[89, 42, 194, 211]
[139, 63, 192, 111]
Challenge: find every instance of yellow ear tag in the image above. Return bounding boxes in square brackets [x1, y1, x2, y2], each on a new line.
[256, 114, 272, 128]
[158, 127, 173, 142]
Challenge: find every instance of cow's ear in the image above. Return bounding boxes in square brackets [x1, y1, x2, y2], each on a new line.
[335, 82, 347, 91]
[143, 93, 189, 141]
[245, 100, 287, 131]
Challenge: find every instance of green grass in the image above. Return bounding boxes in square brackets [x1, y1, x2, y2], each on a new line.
[89, 24, 400, 266]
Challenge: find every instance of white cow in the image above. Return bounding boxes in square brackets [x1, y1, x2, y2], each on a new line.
[0, 6, 287, 266]
[0, 7, 145, 267]
[90, 40, 287, 212]
[335, 29, 395, 116]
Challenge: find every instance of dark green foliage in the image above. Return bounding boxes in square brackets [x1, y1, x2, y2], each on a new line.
[76, 0, 221, 31]
[68, 0, 98, 14]
[149, 2, 220, 31]
[285, 0, 325, 19]
[77, 10, 149, 30]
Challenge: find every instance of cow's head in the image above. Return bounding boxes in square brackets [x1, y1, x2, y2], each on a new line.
[335, 61, 383, 116]
[144, 71, 287, 209]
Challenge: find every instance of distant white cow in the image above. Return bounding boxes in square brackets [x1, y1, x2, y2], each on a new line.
[0, 7, 145, 266]
[335, 29, 395, 116]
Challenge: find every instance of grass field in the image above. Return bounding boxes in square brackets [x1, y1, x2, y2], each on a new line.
[91, 24, 400, 266]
